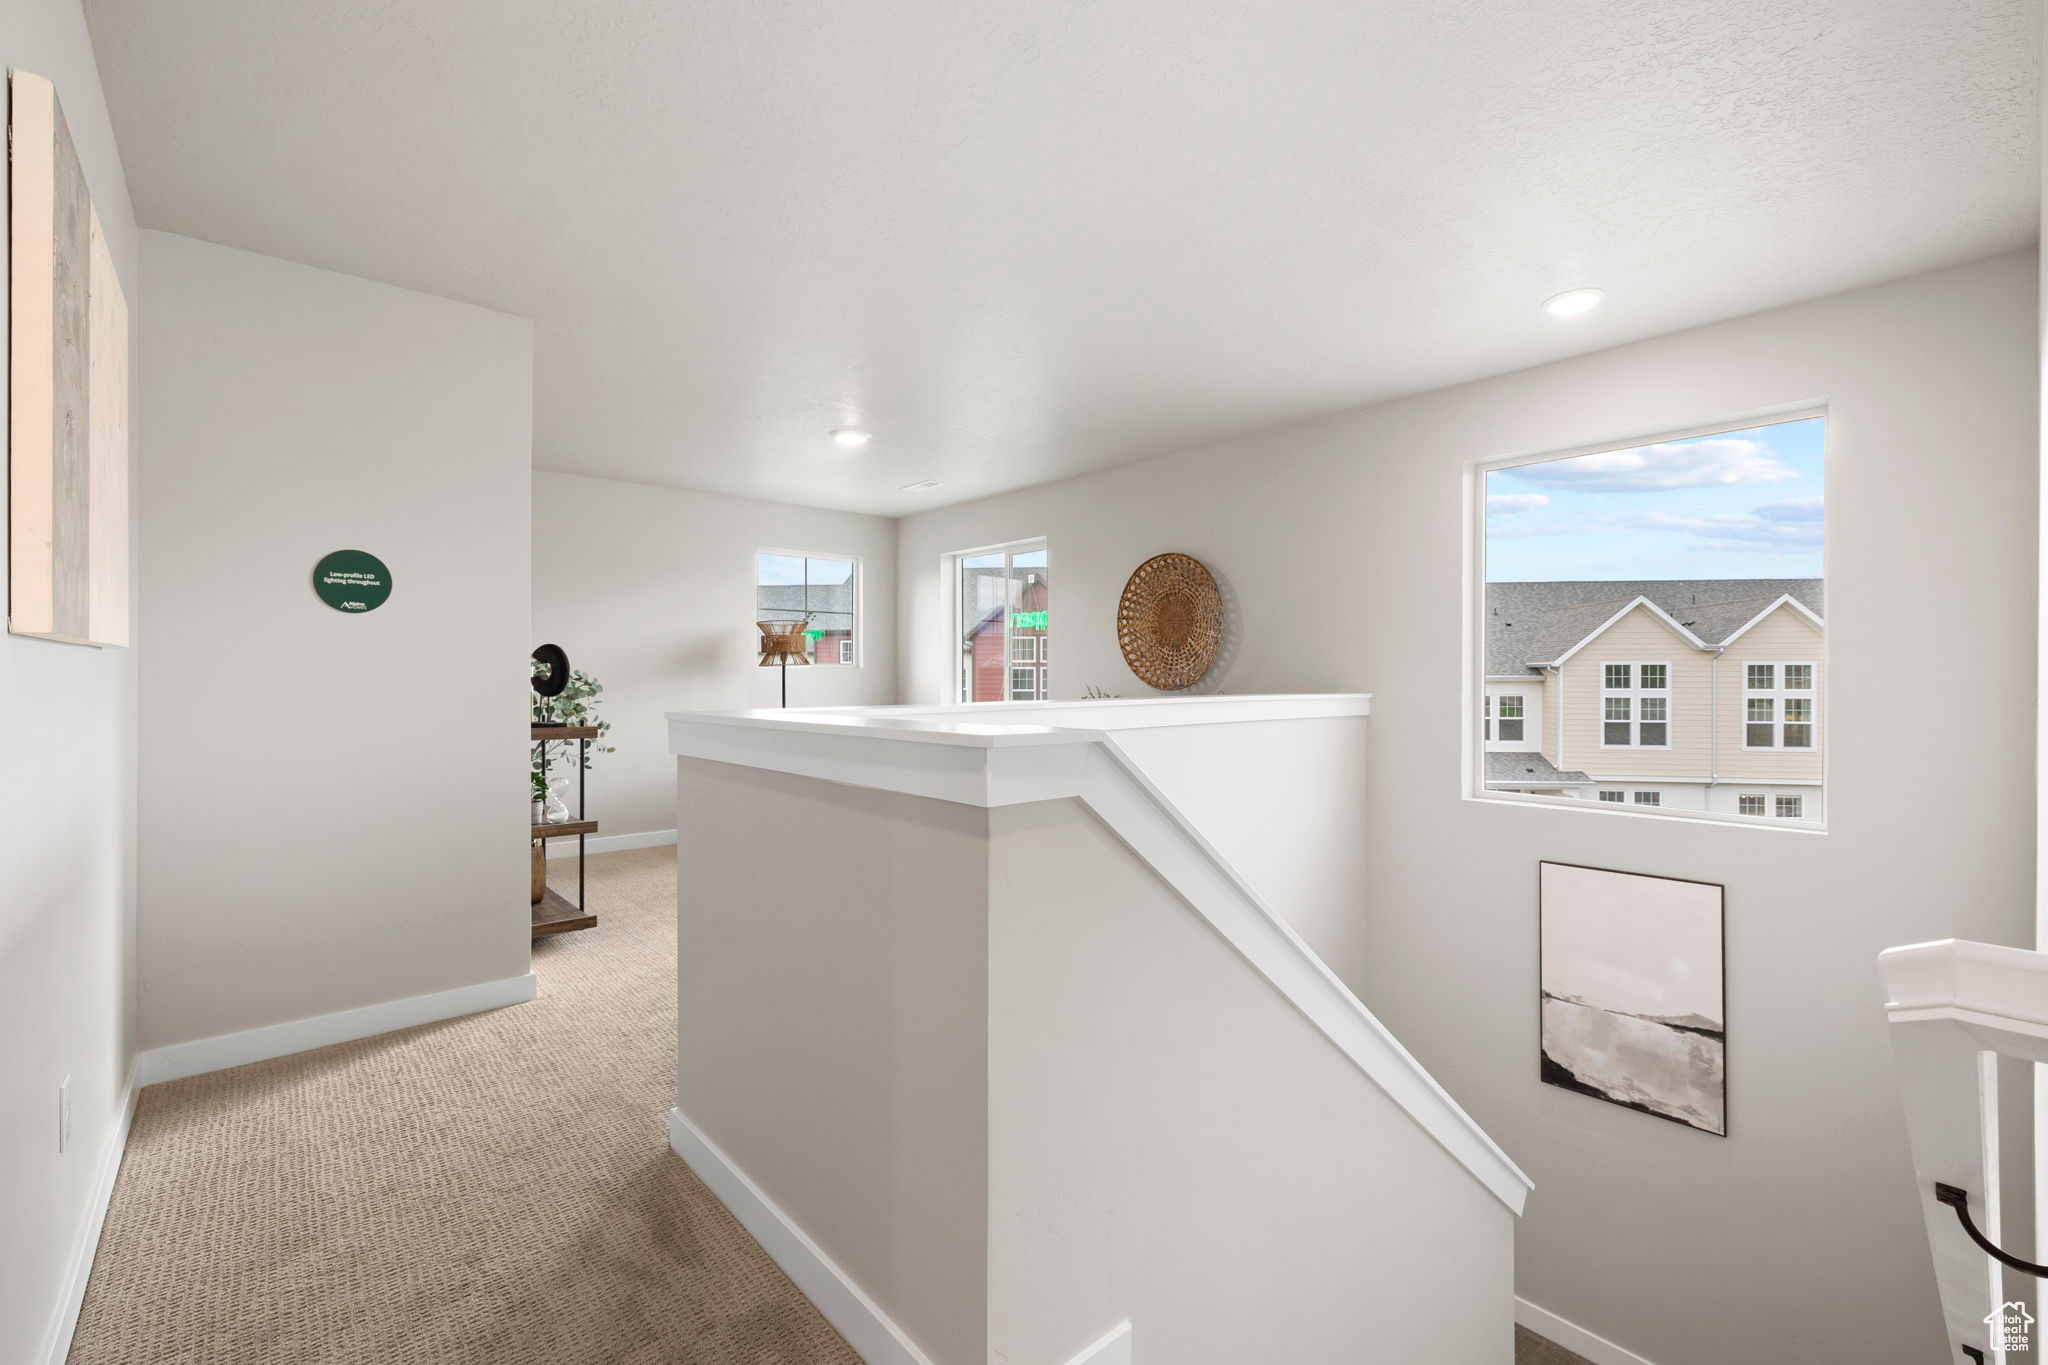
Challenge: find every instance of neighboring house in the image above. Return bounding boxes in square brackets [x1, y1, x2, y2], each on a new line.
[963, 575, 1050, 700]
[1484, 579, 1824, 821]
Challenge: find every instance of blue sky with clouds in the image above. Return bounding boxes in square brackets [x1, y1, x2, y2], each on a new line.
[1485, 416, 1824, 582]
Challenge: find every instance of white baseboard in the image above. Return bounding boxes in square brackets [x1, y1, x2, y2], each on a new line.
[42, 1059, 139, 1365]
[543, 827, 676, 858]
[137, 973, 538, 1086]
[667, 1107, 935, 1365]
[1516, 1296, 1658, 1365]
[1065, 1320, 1133, 1365]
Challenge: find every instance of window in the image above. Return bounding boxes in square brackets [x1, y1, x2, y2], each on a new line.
[1601, 663, 1670, 748]
[1745, 662, 1817, 749]
[756, 552, 856, 666]
[1633, 791, 1661, 806]
[1479, 412, 1826, 828]
[955, 540, 1048, 702]
[1776, 795, 1804, 819]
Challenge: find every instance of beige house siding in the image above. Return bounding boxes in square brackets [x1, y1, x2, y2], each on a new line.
[1558, 606, 1715, 778]
[1716, 606, 1824, 784]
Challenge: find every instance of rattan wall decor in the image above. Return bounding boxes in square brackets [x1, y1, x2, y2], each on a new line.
[1116, 552, 1224, 691]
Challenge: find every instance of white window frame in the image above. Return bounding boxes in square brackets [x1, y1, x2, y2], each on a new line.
[1632, 791, 1661, 806]
[838, 638, 855, 664]
[1743, 661, 1817, 751]
[944, 536, 1048, 703]
[1775, 795, 1805, 819]
[1738, 794, 1767, 817]
[1599, 662, 1672, 750]
[1008, 666, 1039, 700]
[1464, 402, 1828, 834]
[1597, 790, 1626, 803]
[1011, 636, 1038, 663]
[757, 549, 860, 668]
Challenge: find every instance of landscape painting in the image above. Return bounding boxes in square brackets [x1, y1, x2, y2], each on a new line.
[1539, 862, 1725, 1136]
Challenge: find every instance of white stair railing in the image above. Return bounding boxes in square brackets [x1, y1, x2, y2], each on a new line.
[1880, 938, 2048, 1364]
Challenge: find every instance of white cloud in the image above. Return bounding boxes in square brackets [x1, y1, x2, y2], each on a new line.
[1754, 496, 1824, 523]
[1486, 496, 1824, 556]
[1486, 493, 1550, 513]
[1505, 438, 1798, 492]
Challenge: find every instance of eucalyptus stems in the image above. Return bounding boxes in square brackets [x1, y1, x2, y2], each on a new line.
[531, 660, 615, 800]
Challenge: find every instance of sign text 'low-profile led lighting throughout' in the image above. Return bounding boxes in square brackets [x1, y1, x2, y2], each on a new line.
[830, 427, 872, 447]
[1542, 287, 1605, 318]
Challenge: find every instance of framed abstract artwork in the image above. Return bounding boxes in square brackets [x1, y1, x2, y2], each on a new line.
[9, 68, 129, 647]
[1539, 861, 1726, 1136]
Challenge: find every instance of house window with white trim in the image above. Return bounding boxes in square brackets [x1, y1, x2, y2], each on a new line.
[1775, 795, 1804, 818]
[756, 551, 857, 666]
[1601, 663, 1670, 748]
[954, 540, 1049, 702]
[1745, 663, 1817, 749]
[1479, 413, 1825, 828]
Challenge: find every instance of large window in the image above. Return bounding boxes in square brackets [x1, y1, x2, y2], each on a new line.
[756, 552, 857, 666]
[1478, 413, 1825, 827]
[955, 539, 1048, 702]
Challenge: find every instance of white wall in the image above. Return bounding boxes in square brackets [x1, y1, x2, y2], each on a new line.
[897, 252, 2039, 1365]
[139, 232, 533, 1051]
[532, 470, 896, 840]
[675, 759, 989, 1365]
[989, 796, 1514, 1365]
[0, 4, 140, 1361]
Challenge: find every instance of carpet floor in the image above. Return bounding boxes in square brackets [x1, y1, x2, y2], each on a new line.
[71, 845, 1589, 1365]
[69, 847, 862, 1365]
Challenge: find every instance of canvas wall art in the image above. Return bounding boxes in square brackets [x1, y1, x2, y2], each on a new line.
[9, 68, 129, 647]
[1539, 861, 1726, 1135]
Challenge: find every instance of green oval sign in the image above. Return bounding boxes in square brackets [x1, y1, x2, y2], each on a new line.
[312, 550, 392, 613]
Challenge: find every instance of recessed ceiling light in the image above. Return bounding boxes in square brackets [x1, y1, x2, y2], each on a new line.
[831, 427, 872, 448]
[899, 479, 944, 492]
[1543, 288, 1605, 318]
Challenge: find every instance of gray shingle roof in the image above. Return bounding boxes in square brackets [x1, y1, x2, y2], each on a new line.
[1487, 578, 1822, 676]
[1484, 751, 1592, 787]
[756, 583, 853, 622]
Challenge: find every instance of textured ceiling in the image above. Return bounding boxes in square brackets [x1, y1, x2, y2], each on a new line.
[84, 0, 2038, 514]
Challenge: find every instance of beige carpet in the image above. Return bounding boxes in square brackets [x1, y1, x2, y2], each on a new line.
[69, 847, 862, 1365]
[73, 845, 1593, 1365]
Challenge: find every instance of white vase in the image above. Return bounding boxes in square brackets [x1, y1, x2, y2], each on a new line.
[543, 791, 570, 824]
[532, 798, 545, 824]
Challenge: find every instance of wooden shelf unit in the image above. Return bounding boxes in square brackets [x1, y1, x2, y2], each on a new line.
[532, 886, 597, 938]
[531, 722, 597, 939]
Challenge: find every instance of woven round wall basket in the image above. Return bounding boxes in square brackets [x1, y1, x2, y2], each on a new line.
[1116, 552, 1223, 691]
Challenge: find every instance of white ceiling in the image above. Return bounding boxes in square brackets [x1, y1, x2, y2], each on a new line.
[85, 0, 2037, 516]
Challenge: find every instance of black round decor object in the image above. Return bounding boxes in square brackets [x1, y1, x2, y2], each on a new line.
[532, 643, 570, 698]
[312, 550, 392, 613]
